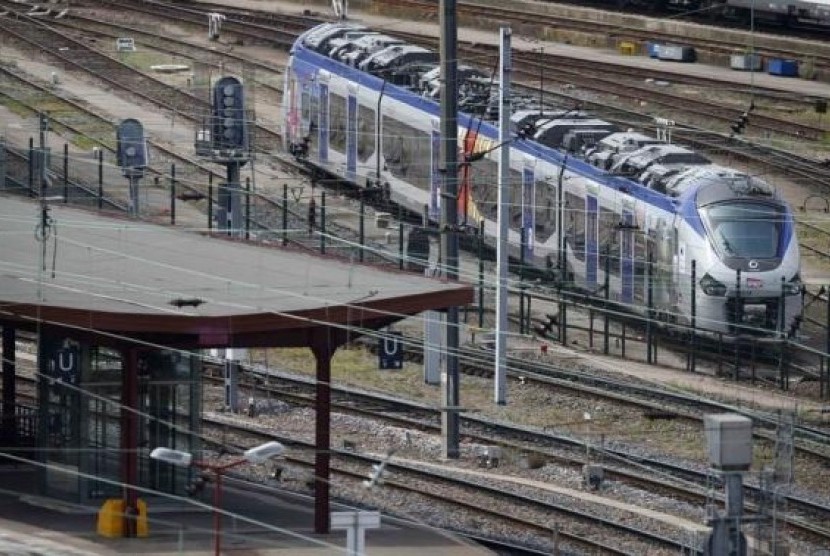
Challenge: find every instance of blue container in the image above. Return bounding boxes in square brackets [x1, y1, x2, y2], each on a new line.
[767, 58, 798, 77]
[646, 42, 661, 58]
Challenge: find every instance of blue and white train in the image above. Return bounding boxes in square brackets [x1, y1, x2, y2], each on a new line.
[283, 23, 802, 337]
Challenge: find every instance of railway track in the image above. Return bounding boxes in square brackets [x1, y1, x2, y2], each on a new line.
[199, 358, 830, 547]
[202, 415, 705, 554]
[7, 332, 830, 550]
[42, 12, 287, 97]
[0, 5, 283, 152]
[382, 0, 830, 75]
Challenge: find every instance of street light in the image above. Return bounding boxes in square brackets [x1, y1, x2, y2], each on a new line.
[150, 441, 284, 556]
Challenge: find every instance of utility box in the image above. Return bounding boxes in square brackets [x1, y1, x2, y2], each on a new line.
[730, 54, 762, 71]
[704, 414, 752, 471]
[658, 45, 696, 63]
[618, 41, 636, 55]
[767, 58, 798, 77]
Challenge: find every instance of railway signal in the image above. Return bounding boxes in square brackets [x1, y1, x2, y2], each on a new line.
[212, 76, 248, 152]
[199, 76, 250, 236]
[116, 118, 148, 217]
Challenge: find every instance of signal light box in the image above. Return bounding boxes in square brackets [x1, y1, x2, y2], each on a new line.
[704, 413, 752, 471]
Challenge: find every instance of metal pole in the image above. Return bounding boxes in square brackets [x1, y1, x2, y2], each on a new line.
[245, 177, 251, 240]
[647, 251, 653, 364]
[561, 249, 568, 345]
[735, 269, 742, 379]
[27, 138, 33, 196]
[603, 247, 610, 355]
[170, 163, 176, 226]
[320, 191, 326, 255]
[478, 220, 485, 328]
[519, 227, 526, 336]
[440, 0, 461, 455]
[539, 47, 544, 118]
[359, 196, 365, 262]
[779, 276, 785, 337]
[398, 222, 404, 270]
[282, 184, 288, 246]
[213, 470, 222, 556]
[63, 143, 68, 203]
[39, 113, 47, 197]
[227, 162, 240, 236]
[208, 178, 213, 231]
[0, 138, 5, 191]
[129, 177, 138, 218]
[97, 148, 103, 209]
[494, 25, 511, 406]
[826, 282, 830, 399]
[736, 268, 742, 334]
[691, 259, 697, 373]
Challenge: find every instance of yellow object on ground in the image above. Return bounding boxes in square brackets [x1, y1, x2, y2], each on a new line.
[96, 498, 149, 538]
[618, 41, 636, 55]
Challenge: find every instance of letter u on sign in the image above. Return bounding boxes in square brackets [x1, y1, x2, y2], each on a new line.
[378, 332, 403, 370]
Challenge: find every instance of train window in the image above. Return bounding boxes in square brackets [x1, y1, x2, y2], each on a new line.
[309, 93, 319, 132]
[330, 93, 347, 153]
[535, 181, 553, 243]
[301, 89, 311, 122]
[598, 207, 619, 276]
[470, 157, 498, 217]
[565, 192, 585, 262]
[357, 105, 375, 162]
[510, 169, 523, 227]
[633, 229, 647, 302]
[382, 116, 430, 190]
[702, 201, 782, 259]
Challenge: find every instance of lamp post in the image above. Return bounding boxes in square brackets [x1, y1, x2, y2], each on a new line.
[536, 46, 544, 118]
[150, 441, 284, 556]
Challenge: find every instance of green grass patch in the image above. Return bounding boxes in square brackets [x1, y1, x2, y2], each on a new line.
[0, 97, 35, 119]
[71, 135, 101, 151]
[115, 50, 181, 72]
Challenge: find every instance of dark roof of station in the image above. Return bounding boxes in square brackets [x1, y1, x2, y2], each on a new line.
[0, 196, 472, 348]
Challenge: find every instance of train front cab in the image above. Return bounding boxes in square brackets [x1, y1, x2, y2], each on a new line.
[683, 196, 801, 337]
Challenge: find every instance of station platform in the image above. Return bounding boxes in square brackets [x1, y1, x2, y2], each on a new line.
[0, 466, 492, 555]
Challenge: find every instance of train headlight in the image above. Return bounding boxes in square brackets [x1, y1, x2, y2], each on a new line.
[699, 274, 727, 296]
[784, 273, 802, 296]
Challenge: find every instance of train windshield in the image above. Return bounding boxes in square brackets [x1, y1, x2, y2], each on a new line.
[702, 201, 783, 259]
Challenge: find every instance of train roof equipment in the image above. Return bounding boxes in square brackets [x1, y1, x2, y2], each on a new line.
[610, 144, 709, 175]
[302, 23, 365, 52]
[661, 165, 777, 201]
[533, 118, 617, 151]
[596, 131, 662, 154]
[358, 44, 437, 73]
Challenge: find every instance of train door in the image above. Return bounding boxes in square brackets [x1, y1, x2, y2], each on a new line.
[347, 84, 358, 180]
[522, 158, 536, 259]
[586, 195, 598, 287]
[429, 118, 441, 221]
[621, 208, 635, 303]
[318, 72, 329, 164]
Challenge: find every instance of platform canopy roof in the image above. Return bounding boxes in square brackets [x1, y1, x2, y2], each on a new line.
[0, 196, 472, 348]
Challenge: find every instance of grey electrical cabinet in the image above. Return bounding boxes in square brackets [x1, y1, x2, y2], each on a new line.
[704, 414, 752, 471]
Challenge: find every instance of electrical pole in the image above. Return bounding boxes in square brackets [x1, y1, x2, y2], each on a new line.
[439, 0, 460, 459]
[495, 27, 511, 405]
[38, 113, 48, 197]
